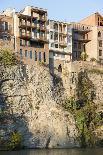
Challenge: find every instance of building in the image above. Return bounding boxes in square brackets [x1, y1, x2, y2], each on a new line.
[0, 6, 49, 65]
[48, 20, 71, 72]
[79, 12, 103, 63]
[0, 7, 103, 69]
[0, 9, 14, 51]
[67, 22, 91, 61]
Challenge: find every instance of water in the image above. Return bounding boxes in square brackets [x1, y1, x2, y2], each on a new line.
[0, 148, 103, 155]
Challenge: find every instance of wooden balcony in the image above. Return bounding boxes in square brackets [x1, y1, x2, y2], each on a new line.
[19, 32, 31, 40]
[38, 16, 47, 22]
[30, 36, 48, 43]
[74, 38, 91, 43]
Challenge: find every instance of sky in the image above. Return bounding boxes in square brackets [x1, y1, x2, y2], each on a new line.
[0, 0, 103, 22]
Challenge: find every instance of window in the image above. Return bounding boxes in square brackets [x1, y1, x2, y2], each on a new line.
[99, 50, 102, 56]
[78, 43, 81, 49]
[25, 40, 27, 46]
[55, 44, 58, 48]
[20, 39, 22, 46]
[99, 40, 102, 47]
[50, 31, 53, 40]
[39, 52, 41, 61]
[35, 51, 37, 61]
[25, 50, 28, 57]
[58, 64, 62, 72]
[51, 43, 54, 47]
[20, 49, 22, 57]
[74, 42, 77, 49]
[98, 31, 101, 37]
[30, 51, 32, 59]
[43, 52, 46, 62]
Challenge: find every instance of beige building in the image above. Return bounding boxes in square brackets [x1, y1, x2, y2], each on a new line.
[80, 12, 103, 63]
[0, 6, 49, 65]
[67, 22, 91, 61]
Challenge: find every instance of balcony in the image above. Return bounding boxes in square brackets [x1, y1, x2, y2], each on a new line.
[73, 28, 91, 34]
[40, 26, 46, 31]
[38, 16, 47, 22]
[59, 41, 67, 47]
[19, 22, 26, 28]
[31, 23, 37, 29]
[74, 38, 91, 43]
[19, 32, 31, 40]
[30, 35, 48, 43]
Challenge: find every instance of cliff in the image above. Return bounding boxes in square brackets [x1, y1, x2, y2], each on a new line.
[0, 63, 103, 149]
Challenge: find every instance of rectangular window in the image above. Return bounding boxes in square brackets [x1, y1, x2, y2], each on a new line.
[99, 40, 102, 47]
[39, 52, 41, 61]
[20, 39, 22, 46]
[25, 40, 27, 46]
[30, 51, 32, 59]
[99, 50, 102, 56]
[35, 51, 37, 61]
[25, 50, 28, 57]
[55, 44, 58, 48]
[74, 42, 77, 49]
[43, 52, 46, 62]
[78, 43, 81, 49]
[20, 49, 22, 57]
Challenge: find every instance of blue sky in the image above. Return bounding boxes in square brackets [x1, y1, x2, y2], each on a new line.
[0, 0, 103, 22]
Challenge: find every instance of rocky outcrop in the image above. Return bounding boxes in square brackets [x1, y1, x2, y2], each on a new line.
[0, 64, 79, 149]
[0, 63, 103, 149]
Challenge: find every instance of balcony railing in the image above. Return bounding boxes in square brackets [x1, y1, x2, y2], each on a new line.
[59, 41, 67, 47]
[20, 32, 31, 39]
[39, 16, 47, 22]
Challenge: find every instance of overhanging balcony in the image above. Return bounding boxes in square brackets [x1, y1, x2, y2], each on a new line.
[74, 38, 91, 43]
[19, 32, 31, 40]
[73, 29, 91, 34]
[59, 41, 67, 47]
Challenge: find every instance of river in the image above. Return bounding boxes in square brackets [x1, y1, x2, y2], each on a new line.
[0, 148, 103, 155]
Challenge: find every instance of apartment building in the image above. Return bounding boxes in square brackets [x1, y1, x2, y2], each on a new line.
[0, 6, 49, 65]
[0, 10, 14, 50]
[67, 23, 91, 61]
[79, 12, 103, 63]
[48, 20, 71, 72]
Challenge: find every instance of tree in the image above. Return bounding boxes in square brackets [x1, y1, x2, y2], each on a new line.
[81, 51, 88, 61]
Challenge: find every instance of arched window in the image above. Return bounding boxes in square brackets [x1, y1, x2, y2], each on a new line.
[58, 64, 62, 72]
[98, 31, 101, 37]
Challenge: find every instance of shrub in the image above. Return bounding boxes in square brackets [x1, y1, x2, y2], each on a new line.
[7, 131, 22, 150]
[0, 48, 16, 66]
[80, 52, 88, 61]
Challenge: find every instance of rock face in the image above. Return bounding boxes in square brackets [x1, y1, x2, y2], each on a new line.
[0, 64, 103, 149]
[0, 65, 79, 148]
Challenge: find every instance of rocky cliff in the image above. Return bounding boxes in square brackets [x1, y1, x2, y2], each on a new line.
[0, 64, 103, 149]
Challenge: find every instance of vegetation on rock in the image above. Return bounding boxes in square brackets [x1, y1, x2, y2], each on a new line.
[0, 48, 16, 66]
[63, 70, 103, 147]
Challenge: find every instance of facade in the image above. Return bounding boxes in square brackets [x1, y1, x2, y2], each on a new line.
[0, 7, 103, 69]
[48, 20, 71, 72]
[67, 23, 91, 61]
[0, 11, 14, 51]
[0, 6, 49, 65]
[79, 12, 103, 63]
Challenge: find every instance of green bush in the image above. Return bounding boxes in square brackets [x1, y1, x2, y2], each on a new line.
[7, 131, 22, 150]
[0, 49, 16, 66]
